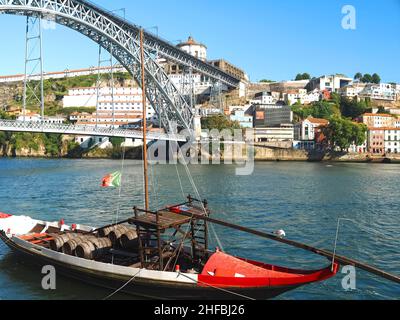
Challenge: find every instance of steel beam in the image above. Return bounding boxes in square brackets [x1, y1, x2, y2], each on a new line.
[0, 119, 187, 142]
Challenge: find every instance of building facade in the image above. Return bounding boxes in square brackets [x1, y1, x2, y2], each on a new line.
[17, 112, 65, 124]
[253, 125, 294, 142]
[229, 109, 253, 128]
[368, 128, 385, 155]
[63, 86, 155, 128]
[307, 75, 353, 93]
[294, 117, 329, 141]
[361, 113, 394, 128]
[384, 128, 400, 154]
[253, 105, 293, 128]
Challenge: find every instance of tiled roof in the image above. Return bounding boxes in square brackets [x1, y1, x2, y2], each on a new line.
[363, 113, 393, 118]
[306, 117, 329, 125]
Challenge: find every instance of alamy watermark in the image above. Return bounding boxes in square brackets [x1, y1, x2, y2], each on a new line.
[341, 265, 357, 291]
[342, 5, 356, 30]
[41, 265, 56, 290]
[148, 128, 255, 176]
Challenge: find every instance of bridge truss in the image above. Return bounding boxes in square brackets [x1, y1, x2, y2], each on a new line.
[0, 119, 187, 142]
[0, 0, 240, 134]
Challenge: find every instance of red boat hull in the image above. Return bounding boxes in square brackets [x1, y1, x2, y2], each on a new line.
[0, 230, 338, 300]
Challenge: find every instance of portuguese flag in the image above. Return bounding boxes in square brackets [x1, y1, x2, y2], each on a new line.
[101, 171, 122, 188]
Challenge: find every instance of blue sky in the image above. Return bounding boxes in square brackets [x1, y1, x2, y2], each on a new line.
[0, 0, 399, 82]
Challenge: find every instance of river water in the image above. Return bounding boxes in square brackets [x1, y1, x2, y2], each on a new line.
[0, 158, 398, 300]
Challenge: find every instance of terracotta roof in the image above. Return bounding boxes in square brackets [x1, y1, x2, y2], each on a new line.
[177, 36, 207, 49]
[362, 113, 393, 118]
[371, 127, 400, 131]
[368, 127, 386, 131]
[306, 117, 329, 125]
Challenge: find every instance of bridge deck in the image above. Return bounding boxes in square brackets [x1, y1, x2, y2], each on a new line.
[0, 120, 187, 142]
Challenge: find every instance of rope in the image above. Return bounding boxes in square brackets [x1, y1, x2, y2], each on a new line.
[175, 163, 186, 200]
[111, 143, 126, 266]
[114, 143, 127, 225]
[164, 114, 225, 251]
[102, 269, 142, 300]
[178, 272, 256, 301]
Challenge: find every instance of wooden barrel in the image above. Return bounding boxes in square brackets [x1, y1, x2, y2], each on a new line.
[108, 225, 130, 244]
[49, 233, 79, 252]
[62, 235, 97, 255]
[75, 238, 112, 260]
[98, 226, 117, 238]
[119, 230, 139, 250]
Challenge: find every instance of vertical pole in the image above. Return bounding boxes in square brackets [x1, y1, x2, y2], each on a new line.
[190, 219, 196, 263]
[22, 17, 29, 122]
[22, 16, 45, 122]
[156, 212, 163, 271]
[134, 207, 145, 268]
[110, 45, 115, 128]
[95, 45, 102, 129]
[39, 17, 45, 122]
[189, 66, 194, 112]
[140, 29, 150, 212]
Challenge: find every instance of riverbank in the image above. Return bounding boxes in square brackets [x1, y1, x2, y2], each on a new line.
[253, 147, 400, 163]
[2, 145, 400, 164]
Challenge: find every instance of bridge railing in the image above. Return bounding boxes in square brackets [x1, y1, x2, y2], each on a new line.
[0, 119, 187, 142]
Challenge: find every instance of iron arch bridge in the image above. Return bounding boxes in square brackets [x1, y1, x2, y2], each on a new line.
[0, 0, 240, 133]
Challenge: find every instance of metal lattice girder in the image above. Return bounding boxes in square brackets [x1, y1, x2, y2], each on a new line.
[0, 119, 187, 141]
[79, 0, 240, 89]
[0, 0, 206, 132]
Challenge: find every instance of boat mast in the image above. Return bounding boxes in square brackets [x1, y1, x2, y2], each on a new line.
[140, 29, 150, 211]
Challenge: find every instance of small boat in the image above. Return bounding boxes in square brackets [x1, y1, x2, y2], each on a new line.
[0, 204, 339, 300]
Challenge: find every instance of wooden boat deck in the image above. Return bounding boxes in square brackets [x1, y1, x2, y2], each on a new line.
[129, 205, 208, 230]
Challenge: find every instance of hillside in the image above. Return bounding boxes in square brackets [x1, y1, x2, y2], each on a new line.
[0, 72, 133, 116]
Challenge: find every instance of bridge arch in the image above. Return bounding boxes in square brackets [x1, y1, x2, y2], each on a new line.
[0, 0, 193, 131]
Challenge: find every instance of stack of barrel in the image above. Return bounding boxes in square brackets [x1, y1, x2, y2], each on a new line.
[49, 224, 138, 260]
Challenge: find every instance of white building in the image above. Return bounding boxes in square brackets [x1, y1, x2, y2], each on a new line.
[229, 109, 253, 128]
[284, 89, 320, 106]
[338, 84, 365, 98]
[177, 36, 207, 61]
[254, 92, 275, 105]
[63, 86, 155, 128]
[253, 125, 294, 142]
[17, 113, 65, 124]
[384, 128, 400, 154]
[361, 113, 394, 128]
[294, 117, 329, 141]
[308, 75, 353, 93]
[359, 83, 397, 101]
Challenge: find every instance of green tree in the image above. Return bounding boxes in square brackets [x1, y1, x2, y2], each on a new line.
[295, 73, 311, 81]
[43, 134, 63, 157]
[310, 101, 339, 119]
[201, 114, 241, 132]
[377, 106, 387, 114]
[354, 72, 363, 80]
[324, 117, 367, 151]
[291, 101, 339, 121]
[259, 79, 274, 83]
[340, 96, 370, 119]
[110, 137, 125, 147]
[372, 73, 381, 84]
[0, 111, 15, 120]
[361, 74, 373, 83]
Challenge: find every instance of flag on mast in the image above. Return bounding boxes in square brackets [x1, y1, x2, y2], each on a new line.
[101, 171, 122, 188]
